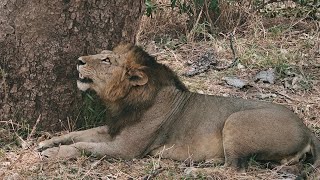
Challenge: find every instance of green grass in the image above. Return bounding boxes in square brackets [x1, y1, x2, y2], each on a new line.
[76, 92, 108, 131]
[268, 25, 288, 37]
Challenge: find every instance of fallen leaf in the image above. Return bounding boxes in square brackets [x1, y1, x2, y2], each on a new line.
[223, 77, 249, 89]
[254, 69, 275, 84]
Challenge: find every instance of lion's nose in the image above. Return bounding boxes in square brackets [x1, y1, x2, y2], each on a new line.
[78, 58, 86, 66]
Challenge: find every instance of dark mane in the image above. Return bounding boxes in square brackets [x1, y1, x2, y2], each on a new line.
[131, 46, 188, 92]
[104, 44, 188, 137]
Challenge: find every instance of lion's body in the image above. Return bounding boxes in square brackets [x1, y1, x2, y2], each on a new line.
[39, 44, 320, 174]
[148, 92, 311, 163]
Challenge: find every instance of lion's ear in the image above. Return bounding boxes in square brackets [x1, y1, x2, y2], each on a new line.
[128, 69, 148, 86]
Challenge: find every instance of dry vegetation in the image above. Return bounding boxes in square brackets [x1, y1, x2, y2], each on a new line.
[1, 0, 320, 179]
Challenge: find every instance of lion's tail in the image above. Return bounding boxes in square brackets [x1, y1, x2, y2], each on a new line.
[298, 136, 320, 179]
[311, 135, 320, 169]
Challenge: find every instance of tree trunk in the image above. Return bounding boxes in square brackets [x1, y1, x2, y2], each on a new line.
[0, 0, 144, 130]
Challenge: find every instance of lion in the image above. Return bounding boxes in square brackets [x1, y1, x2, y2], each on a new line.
[38, 43, 320, 175]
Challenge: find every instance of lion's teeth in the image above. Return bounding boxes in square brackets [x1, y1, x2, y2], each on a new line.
[79, 73, 84, 79]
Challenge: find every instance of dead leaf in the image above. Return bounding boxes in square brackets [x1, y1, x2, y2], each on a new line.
[254, 69, 275, 84]
[223, 77, 249, 89]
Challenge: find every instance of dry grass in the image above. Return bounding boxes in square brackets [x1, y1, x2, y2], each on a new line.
[137, 8, 188, 44]
[1, 2, 320, 179]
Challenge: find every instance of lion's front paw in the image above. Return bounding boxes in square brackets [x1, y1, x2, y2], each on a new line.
[40, 147, 60, 158]
[40, 145, 81, 159]
[37, 140, 56, 151]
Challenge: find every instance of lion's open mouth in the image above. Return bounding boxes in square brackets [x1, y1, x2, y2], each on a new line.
[79, 77, 93, 83]
[78, 73, 93, 83]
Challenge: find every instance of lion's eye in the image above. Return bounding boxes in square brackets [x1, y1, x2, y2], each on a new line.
[101, 57, 111, 64]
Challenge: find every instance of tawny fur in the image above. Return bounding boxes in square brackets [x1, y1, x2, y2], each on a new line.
[39, 44, 320, 175]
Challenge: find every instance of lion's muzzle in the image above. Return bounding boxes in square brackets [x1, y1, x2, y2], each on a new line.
[78, 59, 86, 66]
[76, 57, 93, 85]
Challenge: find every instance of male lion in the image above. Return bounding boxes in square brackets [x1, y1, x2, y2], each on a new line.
[38, 44, 320, 174]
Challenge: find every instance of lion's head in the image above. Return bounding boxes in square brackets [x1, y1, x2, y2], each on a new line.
[77, 43, 187, 124]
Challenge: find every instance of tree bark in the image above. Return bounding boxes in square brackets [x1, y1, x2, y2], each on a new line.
[0, 0, 144, 130]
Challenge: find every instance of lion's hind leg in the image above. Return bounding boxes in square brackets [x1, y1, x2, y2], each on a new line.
[221, 108, 310, 171]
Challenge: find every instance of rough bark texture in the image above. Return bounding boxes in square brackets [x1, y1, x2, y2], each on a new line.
[0, 0, 144, 130]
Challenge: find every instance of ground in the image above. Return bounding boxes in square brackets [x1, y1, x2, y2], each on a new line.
[1, 2, 320, 179]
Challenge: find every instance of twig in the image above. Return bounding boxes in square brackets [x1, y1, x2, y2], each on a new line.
[9, 118, 30, 149]
[81, 155, 107, 180]
[142, 166, 166, 180]
[274, 91, 296, 102]
[254, 0, 281, 11]
[15, 133, 27, 145]
[213, 33, 239, 71]
[166, 47, 179, 63]
[283, 9, 313, 34]
[187, 6, 203, 42]
[229, 33, 238, 63]
[204, 0, 214, 33]
[27, 114, 41, 141]
[0, 121, 22, 127]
